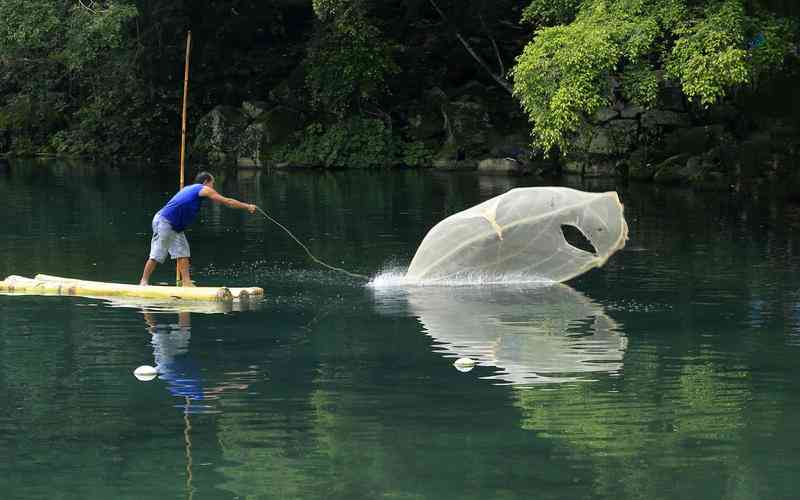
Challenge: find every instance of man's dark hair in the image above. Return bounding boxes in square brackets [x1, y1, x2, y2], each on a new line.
[195, 171, 214, 185]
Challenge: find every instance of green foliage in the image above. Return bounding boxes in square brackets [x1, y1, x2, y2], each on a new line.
[0, 92, 67, 153]
[400, 141, 436, 167]
[0, 0, 63, 54]
[665, 1, 749, 107]
[746, 12, 797, 80]
[620, 63, 659, 106]
[0, 0, 160, 158]
[61, 2, 137, 72]
[513, 0, 797, 154]
[273, 117, 398, 168]
[305, 1, 397, 117]
[49, 82, 166, 158]
[511, 15, 620, 153]
[666, 2, 795, 106]
[521, 0, 584, 26]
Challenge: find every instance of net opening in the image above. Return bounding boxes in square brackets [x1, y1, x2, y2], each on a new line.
[561, 224, 598, 256]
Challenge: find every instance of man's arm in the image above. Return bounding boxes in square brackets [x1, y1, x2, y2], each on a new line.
[200, 186, 257, 213]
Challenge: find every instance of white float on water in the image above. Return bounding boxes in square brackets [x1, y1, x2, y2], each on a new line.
[453, 357, 475, 372]
[134, 365, 158, 381]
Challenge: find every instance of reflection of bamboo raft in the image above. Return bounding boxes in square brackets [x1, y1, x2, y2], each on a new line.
[0, 274, 263, 302]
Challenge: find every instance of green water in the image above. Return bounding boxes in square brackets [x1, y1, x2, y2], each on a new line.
[1, 159, 800, 499]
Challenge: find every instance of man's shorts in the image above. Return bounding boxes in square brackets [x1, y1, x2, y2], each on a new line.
[149, 214, 191, 263]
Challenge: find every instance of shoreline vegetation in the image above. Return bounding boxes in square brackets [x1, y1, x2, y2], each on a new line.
[1, 1, 798, 195]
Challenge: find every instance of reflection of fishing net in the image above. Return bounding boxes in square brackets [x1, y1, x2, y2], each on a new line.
[405, 187, 628, 283]
[404, 284, 626, 385]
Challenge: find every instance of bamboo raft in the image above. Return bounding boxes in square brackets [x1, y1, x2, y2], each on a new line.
[0, 274, 263, 303]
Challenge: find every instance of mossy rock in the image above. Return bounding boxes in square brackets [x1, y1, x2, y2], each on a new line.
[694, 171, 734, 192]
[626, 148, 660, 181]
[257, 106, 307, 166]
[662, 125, 726, 157]
[403, 99, 444, 141]
[586, 120, 639, 155]
[652, 153, 695, 184]
[193, 106, 248, 165]
[443, 100, 491, 157]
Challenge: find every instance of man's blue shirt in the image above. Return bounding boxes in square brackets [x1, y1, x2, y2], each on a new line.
[158, 184, 204, 232]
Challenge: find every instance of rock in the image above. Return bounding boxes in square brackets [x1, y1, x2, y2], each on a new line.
[396, 87, 448, 142]
[737, 132, 774, 178]
[652, 153, 693, 184]
[641, 110, 691, 129]
[695, 171, 734, 192]
[628, 162, 656, 181]
[242, 101, 269, 119]
[718, 132, 775, 179]
[662, 125, 726, 157]
[563, 159, 585, 175]
[584, 160, 619, 177]
[488, 133, 533, 161]
[193, 106, 248, 165]
[442, 100, 491, 158]
[620, 104, 645, 119]
[657, 82, 686, 111]
[237, 122, 266, 167]
[587, 119, 639, 155]
[451, 80, 491, 105]
[257, 106, 306, 167]
[424, 87, 449, 108]
[478, 158, 531, 175]
[588, 131, 613, 154]
[561, 156, 620, 177]
[432, 141, 476, 170]
[685, 155, 705, 175]
[702, 102, 740, 124]
[594, 107, 619, 123]
[432, 158, 477, 170]
[626, 148, 659, 181]
[404, 99, 445, 141]
[268, 65, 308, 110]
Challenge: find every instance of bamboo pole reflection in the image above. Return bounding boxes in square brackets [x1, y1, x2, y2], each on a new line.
[184, 397, 194, 500]
[141, 308, 256, 499]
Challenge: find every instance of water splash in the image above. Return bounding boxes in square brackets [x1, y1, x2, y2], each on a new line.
[368, 267, 556, 289]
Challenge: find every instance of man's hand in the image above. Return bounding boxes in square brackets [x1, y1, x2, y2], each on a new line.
[247, 203, 257, 214]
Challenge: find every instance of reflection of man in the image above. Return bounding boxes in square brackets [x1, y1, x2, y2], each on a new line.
[142, 310, 251, 413]
[143, 311, 205, 406]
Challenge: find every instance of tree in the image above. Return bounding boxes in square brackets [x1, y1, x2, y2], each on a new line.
[511, 0, 797, 155]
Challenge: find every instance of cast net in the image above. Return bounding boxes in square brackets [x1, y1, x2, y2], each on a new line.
[404, 187, 628, 284]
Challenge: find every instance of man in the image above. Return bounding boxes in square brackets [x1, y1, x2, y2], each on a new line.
[140, 171, 256, 286]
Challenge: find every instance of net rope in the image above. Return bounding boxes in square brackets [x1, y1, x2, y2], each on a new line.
[256, 206, 369, 281]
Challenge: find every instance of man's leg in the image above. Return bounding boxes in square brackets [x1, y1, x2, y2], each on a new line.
[142, 214, 170, 286]
[140, 258, 158, 286]
[177, 257, 195, 287]
[171, 232, 193, 287]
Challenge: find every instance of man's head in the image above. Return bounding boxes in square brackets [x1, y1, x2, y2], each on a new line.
[195, 171, 215, 187]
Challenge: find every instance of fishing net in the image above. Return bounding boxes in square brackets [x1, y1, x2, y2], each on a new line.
[405, 187, 628, 283]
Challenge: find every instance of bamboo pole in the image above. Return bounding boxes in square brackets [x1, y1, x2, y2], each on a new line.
[33, 274, 264, 300]
[1, 275, 233, 302]
[180, 31, 191, 189]
[178, 31, 192, 285]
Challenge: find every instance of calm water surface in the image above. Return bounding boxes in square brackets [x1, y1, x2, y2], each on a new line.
[1, 159, 800, 499]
